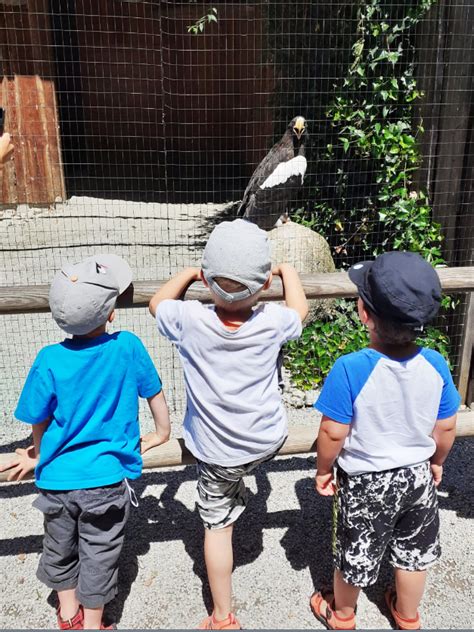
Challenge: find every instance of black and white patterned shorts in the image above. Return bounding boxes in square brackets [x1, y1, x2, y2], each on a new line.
[195, 443, 284, 530]
[333, 460, 441, 587]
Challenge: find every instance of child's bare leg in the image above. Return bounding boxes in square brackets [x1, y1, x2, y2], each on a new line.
[394, 568, 426, 619]
[333, 569, 360, 617]
[57, 588, 80, 620]
[204, 524, 234, 620]
[83, 606, 104, 629]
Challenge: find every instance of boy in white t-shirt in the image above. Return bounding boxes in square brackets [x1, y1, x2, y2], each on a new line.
[149, 219, 308, 629]
[311, 252, 460, 630]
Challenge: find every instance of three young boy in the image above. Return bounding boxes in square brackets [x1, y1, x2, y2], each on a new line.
[2, 218, 459, 630]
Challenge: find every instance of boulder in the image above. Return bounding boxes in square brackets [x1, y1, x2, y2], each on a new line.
[268, 221, 336, 323]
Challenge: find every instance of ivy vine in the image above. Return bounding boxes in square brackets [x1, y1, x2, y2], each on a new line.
[285, 0, 455, 391]
[299, 0, 444, 266]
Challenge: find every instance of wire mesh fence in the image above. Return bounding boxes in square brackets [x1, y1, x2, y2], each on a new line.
[0, 0, 472, 425]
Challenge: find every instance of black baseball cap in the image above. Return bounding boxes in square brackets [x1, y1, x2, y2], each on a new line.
[348, 251, 442, 329]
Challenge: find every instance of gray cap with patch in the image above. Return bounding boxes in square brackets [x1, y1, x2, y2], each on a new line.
[202, 218, 271, 303]
[49, 254, 132, 335]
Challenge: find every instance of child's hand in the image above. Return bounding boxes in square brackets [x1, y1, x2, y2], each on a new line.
[0, 133, 14, 165]
[0, 445, 37, 481]
[140, 431, 170, 455]
[430, 463, 443, 487]
[315, 471, 335, 496]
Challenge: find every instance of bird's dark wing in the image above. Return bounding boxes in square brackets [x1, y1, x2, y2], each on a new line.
[237, 141, 295, 215]
[243, 156, 307, 230]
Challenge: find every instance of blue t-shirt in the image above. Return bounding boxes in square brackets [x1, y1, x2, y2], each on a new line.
[315, 347, 460, 474]
[15, 331, 162, 490]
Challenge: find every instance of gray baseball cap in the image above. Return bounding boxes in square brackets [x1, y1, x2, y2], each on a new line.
[202, 218, 271, 303]
[49, 254, 133, 335]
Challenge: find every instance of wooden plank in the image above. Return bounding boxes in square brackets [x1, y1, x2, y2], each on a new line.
[1, 412, 472, 483]
[457, 293, 474, 404]
[0, 267, 473, 314]
[429, 1, 474, 264]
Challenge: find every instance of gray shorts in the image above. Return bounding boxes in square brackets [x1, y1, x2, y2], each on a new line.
[333, 461, 441, 588]
[196, 442, 284, 530]
[33, 481, 131, 608]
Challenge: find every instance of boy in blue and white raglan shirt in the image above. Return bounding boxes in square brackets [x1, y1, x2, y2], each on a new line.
[1, 255, 170, 631]
[310, 252, 460, 631]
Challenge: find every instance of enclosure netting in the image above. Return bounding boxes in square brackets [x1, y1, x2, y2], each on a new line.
[0, 1, 472, 427]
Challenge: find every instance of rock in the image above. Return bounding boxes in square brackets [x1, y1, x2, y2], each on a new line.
[268, 221, 336, 323]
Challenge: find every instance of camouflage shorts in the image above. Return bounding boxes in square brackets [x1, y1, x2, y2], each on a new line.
[195, 443, 284, 530]
[333, 460, 441, 587]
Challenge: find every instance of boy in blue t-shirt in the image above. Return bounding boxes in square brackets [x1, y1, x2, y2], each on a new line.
[1, 255, 170, 630]
[310, 252, 460, 631]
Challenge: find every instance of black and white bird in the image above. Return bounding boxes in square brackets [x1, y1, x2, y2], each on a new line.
[238, 116, 308, 230]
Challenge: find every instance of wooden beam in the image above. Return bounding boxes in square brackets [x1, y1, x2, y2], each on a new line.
[0, 266, 473, 314]
[457, 293, 474, 404]
[1, 412, 473, 483]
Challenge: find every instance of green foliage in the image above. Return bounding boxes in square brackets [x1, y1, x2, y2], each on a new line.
[285, 0, 454, 391]
[187, 7, 217, 34]
[297, 0, 444, 266]
[284, 300, 451, 391]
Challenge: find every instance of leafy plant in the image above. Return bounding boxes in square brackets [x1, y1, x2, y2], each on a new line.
[285, 0, 455, 390]
[284, 300, 451, 391]
[296, 0, 443, 267]
[187, 7, 218, 34]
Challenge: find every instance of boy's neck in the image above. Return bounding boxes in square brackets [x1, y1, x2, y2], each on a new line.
[215, 305, 254, 330]
[73, 325, 107, 340]
[369, 338, 419, 360]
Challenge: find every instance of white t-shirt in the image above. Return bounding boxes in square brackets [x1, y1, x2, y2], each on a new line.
[315, 347, 461, 475]
[156, 300, 302, 465]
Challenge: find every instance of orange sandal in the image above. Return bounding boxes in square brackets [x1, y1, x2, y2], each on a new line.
[198, 612, 241, 630]
[385, 587, 421, 630]
[310, 591, 356, 630]
[57, 606, 84, 630]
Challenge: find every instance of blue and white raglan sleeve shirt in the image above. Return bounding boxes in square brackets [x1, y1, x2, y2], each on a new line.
[314, 347, 460, 474]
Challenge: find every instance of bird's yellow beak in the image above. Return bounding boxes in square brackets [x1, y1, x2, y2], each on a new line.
[293, 117, 306, 140]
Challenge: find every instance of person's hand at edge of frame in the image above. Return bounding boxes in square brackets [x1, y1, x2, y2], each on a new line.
[0, 132, 14, 165]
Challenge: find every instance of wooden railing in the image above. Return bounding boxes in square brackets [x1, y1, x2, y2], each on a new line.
[0, 267, 473, 314]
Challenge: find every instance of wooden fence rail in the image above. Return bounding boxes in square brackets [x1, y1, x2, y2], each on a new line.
[0, 266, 473, 314]
[0, 413, 473, 483]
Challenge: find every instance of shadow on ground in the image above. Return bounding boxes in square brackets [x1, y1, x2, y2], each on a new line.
[0, 440, 471, 626]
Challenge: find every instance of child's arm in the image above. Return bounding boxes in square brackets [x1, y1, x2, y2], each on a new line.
[0, 417, 50, 481]
[140, 391, 171, 454]
[272, 263, 308, 322]
[149, 267, 201, 317]
[430, 413, 457, 486]
[315, 415, 350, 496]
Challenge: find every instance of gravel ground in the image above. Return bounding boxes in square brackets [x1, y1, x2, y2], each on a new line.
[0, 197, 472, 628]
[0, 427, 472, 629]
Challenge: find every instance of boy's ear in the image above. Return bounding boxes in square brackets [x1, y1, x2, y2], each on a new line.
[357, 298, 376, 330]
[262, 272, 273, 290]
[200, 270, 209, 288]
[108, 310, 115, 323]
[357, 298, 370, 325]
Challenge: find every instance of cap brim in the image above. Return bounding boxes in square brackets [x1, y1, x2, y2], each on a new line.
[348, 260, 373, 289]
[83, 254, 132, 294]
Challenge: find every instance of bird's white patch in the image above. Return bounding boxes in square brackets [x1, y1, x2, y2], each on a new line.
[260, 156, 307, 190]
[353, 264, 364, 270]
